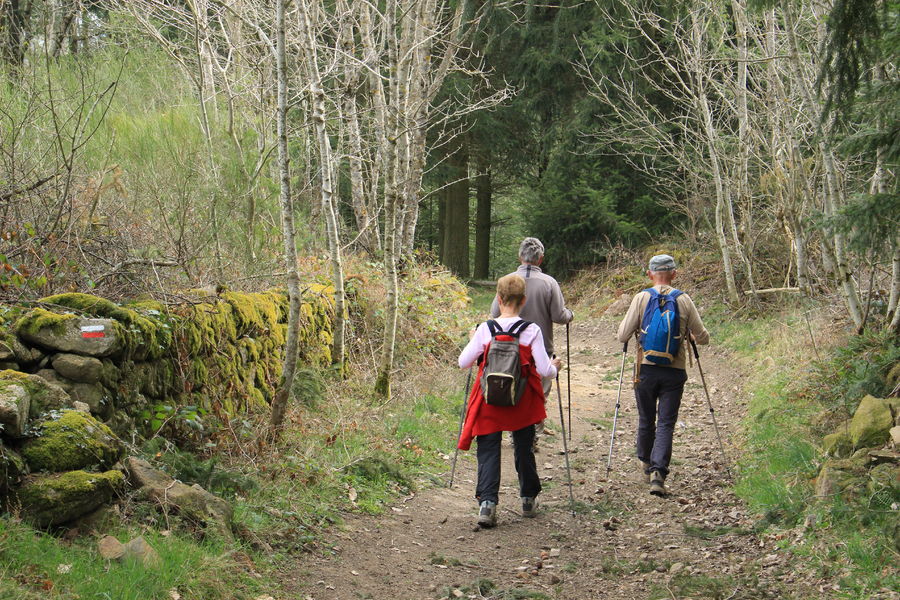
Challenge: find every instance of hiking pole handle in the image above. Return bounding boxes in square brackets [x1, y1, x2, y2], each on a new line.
[689, 337, 699, 359]
[622, 341, 628, 353]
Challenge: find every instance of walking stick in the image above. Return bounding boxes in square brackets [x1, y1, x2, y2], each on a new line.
[555, 367, 577, 517]
[689, 338, 731, 477]
[566, 323, 572, 441]
[448, 366, 473, 488]
[605, 341, 628, 478]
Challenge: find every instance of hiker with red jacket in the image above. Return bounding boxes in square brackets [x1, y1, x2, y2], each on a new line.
[458, 274, 562, 527]
[616, 254, 709, 496]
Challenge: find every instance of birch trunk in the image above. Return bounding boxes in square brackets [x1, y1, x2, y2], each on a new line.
[728, 0, 756, 294]
[691, 11, 739, 303]
[269, 0, 302, 439]
[299, 0, 345, 367]
[374, 0, 405, 399]
[400, 0, 468, 254]
[473, 151, 492, 279]
[781, 0, 863, 328]
[358, 2, 386, 251]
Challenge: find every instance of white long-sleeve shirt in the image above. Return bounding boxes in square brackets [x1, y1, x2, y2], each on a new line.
[458, 317, 558, 379]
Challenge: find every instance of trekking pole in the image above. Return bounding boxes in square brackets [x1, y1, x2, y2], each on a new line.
[555, 364, 577, 517]
[605, 341, 628, 479]
[689, 338, 731, 477]
[448, 366, 473, 488]
[566, 323, 572, 441]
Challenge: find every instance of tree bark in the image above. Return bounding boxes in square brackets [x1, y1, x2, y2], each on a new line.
[473, 151, 491, 279]
[782, 0, 863, 329]
[269, 0, 301, 439]
[888, 247, 900, 333]
[442, 139, 470, 278]
[374, 0, 405, 400]
[691, 11, 739, 303]
[298, 0, 345, 367]
[728, 0, 756, 295]
[50, 0, 78, 58]
[1, 0, 28, 69]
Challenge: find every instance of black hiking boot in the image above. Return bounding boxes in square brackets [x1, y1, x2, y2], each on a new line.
[521, 497, 538, 518]
[649, 471, 667, 496]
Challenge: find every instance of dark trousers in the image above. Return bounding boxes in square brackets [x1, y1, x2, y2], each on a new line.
[475, 425, 541, 504]
[634, 365, 688, 478]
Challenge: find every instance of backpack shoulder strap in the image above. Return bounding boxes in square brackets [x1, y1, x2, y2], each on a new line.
[486, 320, 501, 337]
[506, 319, 531, 338]
[644, 287, 659, 299]
[669, 289, 684, 299]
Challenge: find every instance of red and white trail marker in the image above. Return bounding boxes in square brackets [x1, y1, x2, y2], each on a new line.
[80, 324, 106, 339]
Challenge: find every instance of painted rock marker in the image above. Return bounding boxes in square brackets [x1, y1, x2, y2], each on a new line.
[80, 325, 106, 339]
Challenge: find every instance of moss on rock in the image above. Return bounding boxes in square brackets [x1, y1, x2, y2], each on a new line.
[849, 395, 894, 450]
[39, 293, 172, 361]
[22, 409, 124, 472]
[16, 469, 124, 527]
[15, 308, 77, 337]
[823, 430, 853, 458]
[1, 444, 26, 497]
[6, 283, 339, 427]
[0, 369, 70, 416]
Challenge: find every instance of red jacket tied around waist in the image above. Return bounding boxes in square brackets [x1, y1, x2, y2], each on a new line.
[457, 342, 547, 451]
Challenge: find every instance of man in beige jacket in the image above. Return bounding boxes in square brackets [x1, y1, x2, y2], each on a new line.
[616, 254, 709, 495]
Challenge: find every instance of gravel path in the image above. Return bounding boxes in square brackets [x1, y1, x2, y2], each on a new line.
[283, 317, 821, 600]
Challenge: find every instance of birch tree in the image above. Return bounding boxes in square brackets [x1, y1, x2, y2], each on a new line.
[268, 0, 301, 438]
[296, 0, 345, 367]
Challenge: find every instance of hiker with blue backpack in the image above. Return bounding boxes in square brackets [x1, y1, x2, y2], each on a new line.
[458, 274, 562, 527]
[616, 254, 709, 496]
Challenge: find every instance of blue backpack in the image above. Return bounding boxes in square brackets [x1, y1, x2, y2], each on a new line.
[639, 288, 683, 365]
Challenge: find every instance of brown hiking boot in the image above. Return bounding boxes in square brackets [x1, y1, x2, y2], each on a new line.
[649, 471, 667, 496]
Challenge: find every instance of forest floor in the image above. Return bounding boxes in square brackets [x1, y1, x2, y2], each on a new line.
[278, 316, 828, 600]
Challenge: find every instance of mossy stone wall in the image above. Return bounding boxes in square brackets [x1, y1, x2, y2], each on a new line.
[0, 286, 336, 433]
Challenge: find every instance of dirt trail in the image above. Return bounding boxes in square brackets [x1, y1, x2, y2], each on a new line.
[284, 318, 815, 600]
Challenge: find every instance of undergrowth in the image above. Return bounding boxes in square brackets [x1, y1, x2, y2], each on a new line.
[0, 520, 260, 600]
[1, 260, 475, 599]
[711, 303, 899, 598]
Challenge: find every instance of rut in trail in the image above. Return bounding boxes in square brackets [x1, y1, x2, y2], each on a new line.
[282, 318, 816, 600]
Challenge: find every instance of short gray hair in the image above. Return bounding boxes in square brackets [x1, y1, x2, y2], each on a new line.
[518, 237, 545, 264]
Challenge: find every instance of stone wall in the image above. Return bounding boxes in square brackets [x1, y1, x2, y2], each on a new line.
[0, 288, 335, 523]
[1, 288, 335, 428]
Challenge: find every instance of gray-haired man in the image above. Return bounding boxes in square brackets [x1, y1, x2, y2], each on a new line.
[491, 238, 574, 446]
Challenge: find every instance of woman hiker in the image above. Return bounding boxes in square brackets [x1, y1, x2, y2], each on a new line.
[457, 274, 562, 527]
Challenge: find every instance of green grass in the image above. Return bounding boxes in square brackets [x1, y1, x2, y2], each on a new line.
[683, 524, 752, 539]
[440, 579, 550, 600]
[230, 389, 461, 556]
[647, 573, 734, 600]
[710, 306, 900, 597]
[1, 379, 464, 598]
[0, 519, 262, 600]
[428, 552, 464, 567]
